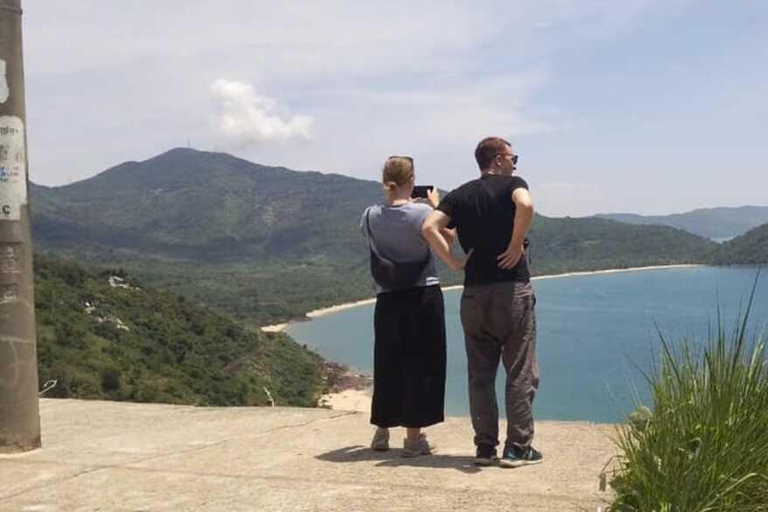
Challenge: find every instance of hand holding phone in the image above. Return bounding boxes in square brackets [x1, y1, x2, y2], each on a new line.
[411, 185, 434, 199]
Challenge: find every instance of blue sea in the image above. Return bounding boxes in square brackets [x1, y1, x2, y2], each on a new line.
[288, 267, 767, 423]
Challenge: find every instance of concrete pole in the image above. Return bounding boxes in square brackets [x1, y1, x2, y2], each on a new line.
[0, 0, 41, 453]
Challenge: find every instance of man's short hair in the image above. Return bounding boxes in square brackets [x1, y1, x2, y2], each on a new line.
[475, 137, 511, 170]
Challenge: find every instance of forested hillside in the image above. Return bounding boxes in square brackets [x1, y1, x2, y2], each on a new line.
[706, 223, 768, 265]
[35, 256, 325, 406]
[529, 215, 717, 274]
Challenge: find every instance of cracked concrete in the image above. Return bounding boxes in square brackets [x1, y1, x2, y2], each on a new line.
[0, 399, 618, 511]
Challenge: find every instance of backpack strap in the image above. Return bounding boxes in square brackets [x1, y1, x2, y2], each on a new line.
[364, 207, 391, 263]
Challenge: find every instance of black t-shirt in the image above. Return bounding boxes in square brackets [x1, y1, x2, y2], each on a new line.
[437, 174, 530, 285]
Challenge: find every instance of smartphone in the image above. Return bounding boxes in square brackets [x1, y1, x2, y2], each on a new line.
[411, 185, 434, 199]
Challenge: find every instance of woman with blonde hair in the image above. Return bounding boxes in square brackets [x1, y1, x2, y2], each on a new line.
[360, 155, 453, 457]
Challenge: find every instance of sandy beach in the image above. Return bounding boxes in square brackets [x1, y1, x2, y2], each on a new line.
[319, 386, 373, 412]
[260, 263, 703, 333]
[260, 322, 289, 332]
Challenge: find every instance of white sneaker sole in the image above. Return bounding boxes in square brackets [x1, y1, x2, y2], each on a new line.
[499, 458, 543, 468]
[401, 445, 436, 458]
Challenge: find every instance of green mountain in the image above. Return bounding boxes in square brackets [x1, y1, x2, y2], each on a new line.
[31, 148, 382, 262]
[35, 255, 326, 406]
[595, 206, 768, 240]
[706, 222, 768, 265]
[31, 148, 718, 324]
[529, 215, 717, 274]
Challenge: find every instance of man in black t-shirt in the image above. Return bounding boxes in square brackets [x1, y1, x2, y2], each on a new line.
[423, 137, 542, 468]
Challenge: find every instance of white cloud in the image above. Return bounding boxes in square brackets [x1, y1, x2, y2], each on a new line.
[210, 79, 313, 147]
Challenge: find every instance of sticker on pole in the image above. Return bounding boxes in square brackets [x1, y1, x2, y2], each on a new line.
[0, 116, 27, 221]
[0, 60, 9, 103]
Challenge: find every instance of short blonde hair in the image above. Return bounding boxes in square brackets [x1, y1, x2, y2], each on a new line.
[382, 156, 414, 191]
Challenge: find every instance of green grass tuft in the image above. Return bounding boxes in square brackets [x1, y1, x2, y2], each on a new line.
[611, 273, 768, 511]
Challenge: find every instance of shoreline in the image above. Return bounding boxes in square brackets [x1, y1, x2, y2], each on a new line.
[267, 262, 704, 412]
[260, 263, 704, 332]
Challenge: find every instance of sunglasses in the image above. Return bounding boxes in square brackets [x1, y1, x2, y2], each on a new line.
[494, 153, 519, 165]
[387, 155, 414, 163]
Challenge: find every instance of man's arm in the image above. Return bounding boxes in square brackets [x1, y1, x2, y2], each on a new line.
[497, 187, 534, 269]
[422, 211, 469, 270]
[440, 227, 457, 246]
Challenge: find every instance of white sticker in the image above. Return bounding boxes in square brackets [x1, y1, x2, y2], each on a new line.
[0, 116, 27, 221]
[0, 60, 8, 103]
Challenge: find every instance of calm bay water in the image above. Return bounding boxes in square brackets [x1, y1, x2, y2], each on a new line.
[288, 267, 767, 423]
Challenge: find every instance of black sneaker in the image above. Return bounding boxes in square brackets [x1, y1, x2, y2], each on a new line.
[499, 445, 543, 468]
[473, 444, 497, 466]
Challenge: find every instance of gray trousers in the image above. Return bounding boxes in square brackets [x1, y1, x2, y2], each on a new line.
[460, 281, 538, 450]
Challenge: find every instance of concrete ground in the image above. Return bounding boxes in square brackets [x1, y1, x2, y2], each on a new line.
[0, 399, 619, 511]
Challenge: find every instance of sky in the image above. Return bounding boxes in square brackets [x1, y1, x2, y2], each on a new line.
[20, 0, 768, 217]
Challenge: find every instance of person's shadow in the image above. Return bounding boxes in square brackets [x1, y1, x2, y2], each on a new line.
[315, 445, 483, 474]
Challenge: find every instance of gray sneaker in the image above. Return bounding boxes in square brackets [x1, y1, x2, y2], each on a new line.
[402, 433, 435, 458]
[370, 428, 390, 451]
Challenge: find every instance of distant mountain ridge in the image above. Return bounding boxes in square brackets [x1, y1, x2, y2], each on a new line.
[707, 222, 768, 265]
[31, 148, 720, 323]
[595, 206, 768, 240]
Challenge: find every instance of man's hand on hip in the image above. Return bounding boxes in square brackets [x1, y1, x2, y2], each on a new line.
[497, 244, 524, 270]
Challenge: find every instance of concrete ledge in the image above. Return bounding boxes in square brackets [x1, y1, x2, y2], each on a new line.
[0, 399, 618, 511]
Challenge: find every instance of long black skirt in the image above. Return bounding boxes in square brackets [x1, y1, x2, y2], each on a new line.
[371, 284, 446, 428]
